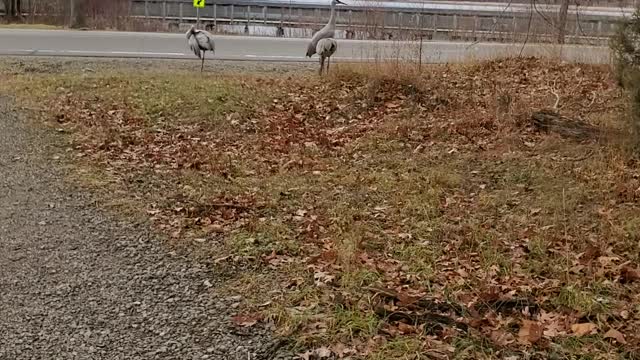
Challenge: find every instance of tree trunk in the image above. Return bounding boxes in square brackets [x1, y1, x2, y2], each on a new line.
[3, 0, 16, 18]
[71, 0, 87, 28]
[557, 0, 570, 44]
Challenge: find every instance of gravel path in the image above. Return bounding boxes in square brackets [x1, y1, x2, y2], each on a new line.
[0, 96, 290, 359]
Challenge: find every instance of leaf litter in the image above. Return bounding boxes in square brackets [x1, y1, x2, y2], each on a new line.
[8, 58, 640, 358]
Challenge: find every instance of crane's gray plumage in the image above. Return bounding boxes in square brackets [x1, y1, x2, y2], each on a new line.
[306, 0, 345, 58]
[316, 38, 337, 75]
[186, 25, 216, 72]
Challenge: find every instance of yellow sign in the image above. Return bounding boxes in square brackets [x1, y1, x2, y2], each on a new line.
[193, 0, 205, 8]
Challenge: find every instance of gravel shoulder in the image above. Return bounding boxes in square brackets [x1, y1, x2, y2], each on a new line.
[0, 55, 314, 75]
[0, 63, 291, 359]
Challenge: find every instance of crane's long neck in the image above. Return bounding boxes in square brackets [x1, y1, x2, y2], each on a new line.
[327, 3, 337, 28]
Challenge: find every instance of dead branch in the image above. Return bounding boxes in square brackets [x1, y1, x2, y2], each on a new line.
[472, 297, 541, 316]
[366, 286, 466, 316]
[374, 307, 469, 334]
[551, 89, 561, 110]
[547, 81, 561, 110]
[552, 150, 595, 162]
[208, 202, 262, 210]
[531, 110, 598, 140]
[587, 91, 597, 108]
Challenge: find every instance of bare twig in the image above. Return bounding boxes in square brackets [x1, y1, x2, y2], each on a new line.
[547, 81, 561, 110]
[209, 202, 255, 209]
[519, 1, 535, 56]
[551, 90, 561, 110]
[587, 91, 597, 108]
[564, 150, 595, 162]
[466, 0, 514, 48]
[530, 0, 560, 30]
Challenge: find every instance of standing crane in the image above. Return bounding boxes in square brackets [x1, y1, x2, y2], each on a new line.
[316, 38, 337, 75]
[306, 0, 345, 74]
[186, 25, 216, 72]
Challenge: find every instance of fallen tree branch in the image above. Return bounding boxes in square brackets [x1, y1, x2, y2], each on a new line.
[366, 286, 466, 316]
[531, 110, 598, 140]
[374, 307, 469, 334]
[473, 297, 541, 316]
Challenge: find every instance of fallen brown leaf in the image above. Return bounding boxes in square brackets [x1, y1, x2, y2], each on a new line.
[396, 322, 419, 335]
[571, 323, 597, 336]
[518, 320, 543, 345]
[316, 346, 332, 358]
[231, 313, 262, 327]
[620, 266, 640, 283]
[331, 343, 357, 358]
[603, 328, 626, 344]
[491, 330, 516, 346]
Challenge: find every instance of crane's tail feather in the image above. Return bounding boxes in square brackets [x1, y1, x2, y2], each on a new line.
[191, 46, 202, 59]
[188, 35, 202, 59]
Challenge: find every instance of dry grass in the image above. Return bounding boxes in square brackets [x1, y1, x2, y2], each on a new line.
[3, 58, 640, 359]
[0, 23, 62, 30]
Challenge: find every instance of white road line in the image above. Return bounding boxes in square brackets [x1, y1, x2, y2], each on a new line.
[110, 51, 188, 56]
[34, 49, 190, 56]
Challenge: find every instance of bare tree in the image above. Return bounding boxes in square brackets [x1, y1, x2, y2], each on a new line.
[71, 0, 87, 28]
[3, 0, 22, 18]
[556, 0, 569, 43]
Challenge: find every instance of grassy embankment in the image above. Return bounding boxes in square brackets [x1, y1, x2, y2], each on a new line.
[1, 58, 639, 359]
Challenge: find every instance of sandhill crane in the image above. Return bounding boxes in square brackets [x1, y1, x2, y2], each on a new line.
[306, 0, 345, 58]
[316, 38, 337, 75]
[186, 25, 216, 72]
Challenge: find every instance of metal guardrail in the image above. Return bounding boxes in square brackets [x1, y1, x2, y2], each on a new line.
[130, 0, 622, 43]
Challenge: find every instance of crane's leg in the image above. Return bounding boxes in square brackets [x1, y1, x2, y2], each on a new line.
[319, 56, 324, 76]
[327, 56, 330, 75]
[201, 51, 206, 72]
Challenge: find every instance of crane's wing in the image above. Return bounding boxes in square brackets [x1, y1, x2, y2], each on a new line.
[188, 35, 202, 59]
[195, 31, 215, 53]
[316, 38, 337, 56]
[306, 26, 334, 57]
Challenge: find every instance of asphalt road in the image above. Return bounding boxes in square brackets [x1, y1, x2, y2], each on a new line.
[0, 29, 611, 64]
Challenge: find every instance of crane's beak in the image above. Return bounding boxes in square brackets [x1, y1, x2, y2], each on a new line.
[335, 0, 346, 4]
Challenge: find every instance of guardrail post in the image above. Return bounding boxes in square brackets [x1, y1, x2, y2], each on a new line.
[453, 14, 458, 39]
[144, 0, 149, 18]
[392, 13, 397, 32]
[512, 15, 516, 42]
[179, 2, 183, 24]
[277, 7, 285, 37]
[246, 5, 250, 31]
[230, 4, 234, 24]
[263, 6, 267, 24]
[472, 15, 478, 40]
[432, 14, 437, 39]
[214, 3, 217, 26]
[162, 0, 166, 20]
